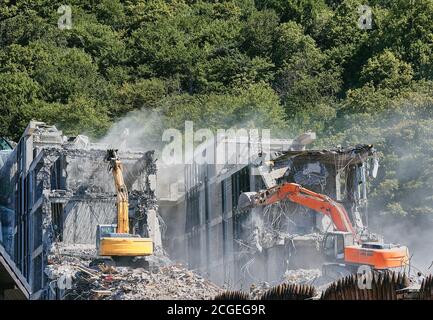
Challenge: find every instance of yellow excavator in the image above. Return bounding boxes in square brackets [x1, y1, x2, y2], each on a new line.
[95, 149, 153, 265]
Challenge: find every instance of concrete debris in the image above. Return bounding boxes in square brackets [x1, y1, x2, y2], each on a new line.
[246, 268, 323, 299]
[244, 204, 324, 253]
[76, 265, 220, 300]
[293, 162, 328, 187]
[249, 282, 272, 300]
[48, 243, 98, 261]
[281, 269, 322, 285]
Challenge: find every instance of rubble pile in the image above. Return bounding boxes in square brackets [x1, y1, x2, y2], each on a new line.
[281, 268, 321, 285]
[68, 264, 221, 300]
[249, 282, 272, 299]
[248, 269, 322, 299]
[46, 245, 222, 300]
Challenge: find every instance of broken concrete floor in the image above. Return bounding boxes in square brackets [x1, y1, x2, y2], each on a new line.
[45, 244, 222, 300]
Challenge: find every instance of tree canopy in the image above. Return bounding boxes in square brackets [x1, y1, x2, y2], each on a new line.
[1, 0, 433, 226]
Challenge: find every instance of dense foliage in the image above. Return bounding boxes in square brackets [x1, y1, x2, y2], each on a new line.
[1, 0, 433, 224]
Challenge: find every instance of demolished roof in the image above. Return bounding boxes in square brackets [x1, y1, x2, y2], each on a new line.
[272, 144, 376, 169]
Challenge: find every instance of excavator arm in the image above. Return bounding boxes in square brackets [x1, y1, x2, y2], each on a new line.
[106, 149, 129, 234]
[96, 149, 153, 258]
[242, 182, 356, 237]
[239, 182, 409, 269]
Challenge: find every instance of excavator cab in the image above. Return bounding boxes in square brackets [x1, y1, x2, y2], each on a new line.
[323, 231, 409, 272]
[322, 231, 359, 279]
[96, 224, 116, 252]
[322, 231, 355, 262]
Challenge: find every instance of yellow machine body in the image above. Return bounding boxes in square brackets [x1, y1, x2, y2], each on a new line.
[99, 236, 153, 257]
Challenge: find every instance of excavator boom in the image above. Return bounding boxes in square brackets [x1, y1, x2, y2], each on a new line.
[239, 182, 409, 270]
[106, 149, 129, 234]
[96, 149, 153, 258]
[246, 182, 356, 236]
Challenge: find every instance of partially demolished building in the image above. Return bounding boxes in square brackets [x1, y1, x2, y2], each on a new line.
[233, 144, 377, 287]
[0, 120, 380, 299]
[162, 133, 378, 289]
[0, 121, 160, 299]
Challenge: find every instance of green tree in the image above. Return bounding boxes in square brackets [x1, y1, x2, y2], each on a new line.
[378, 0, 433, 80]
[359, 50, 413, 90]
[163, 82, 287, 133]
[0, 72, 40, 140]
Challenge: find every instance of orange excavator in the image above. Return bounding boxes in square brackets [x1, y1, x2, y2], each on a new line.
[238, 182, 409, 277]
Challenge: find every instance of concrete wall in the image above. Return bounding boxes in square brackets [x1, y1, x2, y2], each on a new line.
[0, 121, 161, 299]
[63, 200, 116, 244]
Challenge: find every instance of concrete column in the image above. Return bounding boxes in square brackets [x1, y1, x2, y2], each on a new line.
[147, 208, 162, 249]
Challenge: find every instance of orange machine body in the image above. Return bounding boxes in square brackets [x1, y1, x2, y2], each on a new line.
[344, 245, 409, 269]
